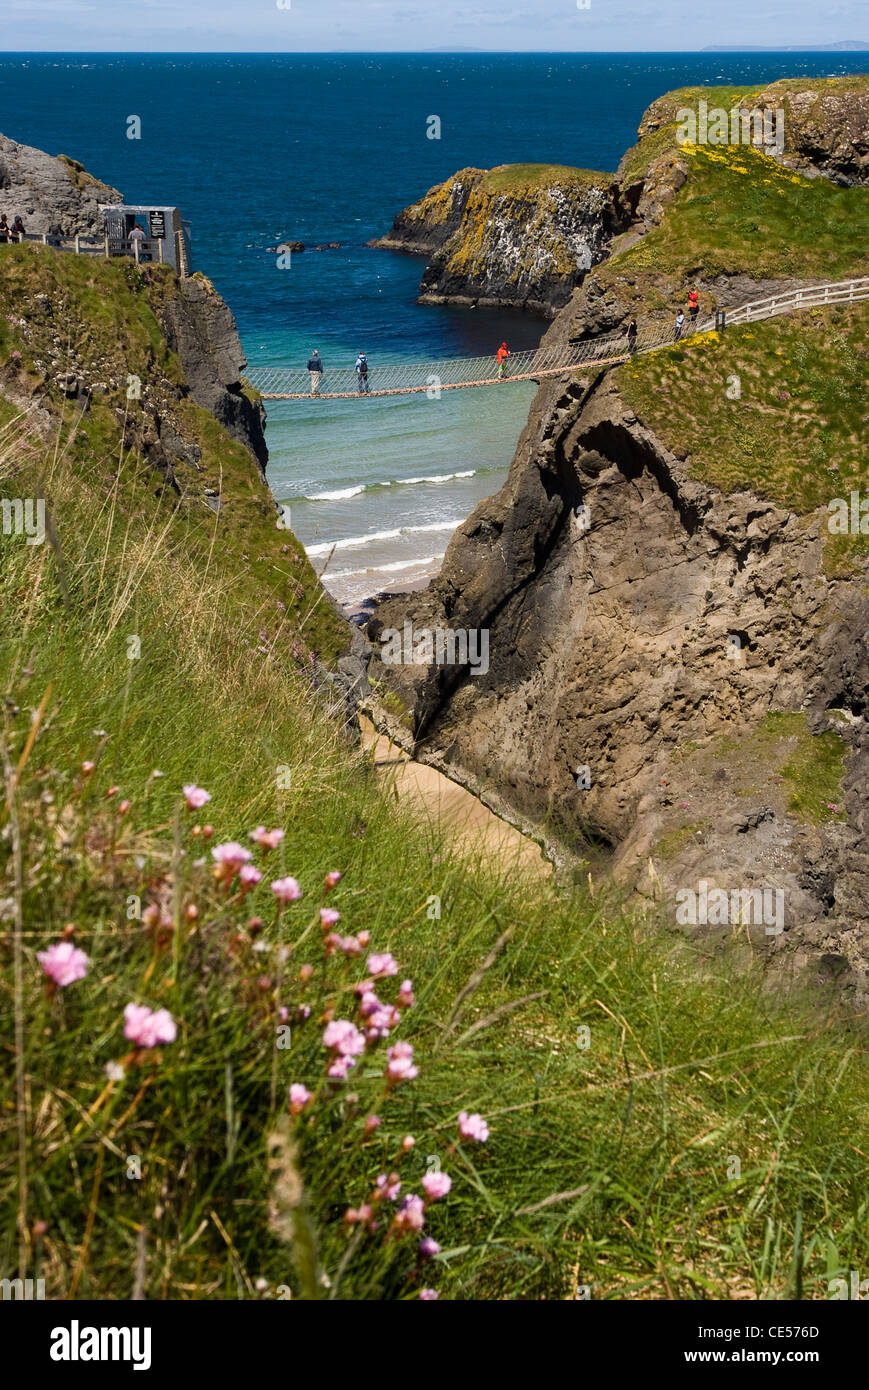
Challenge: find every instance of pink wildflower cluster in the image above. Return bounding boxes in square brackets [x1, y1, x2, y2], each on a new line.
[37, 941, 89, 988]
[123, 1003, 177, 1048]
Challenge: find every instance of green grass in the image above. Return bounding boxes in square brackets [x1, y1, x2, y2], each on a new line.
[0, 242, 346, 659]
[481, 164, 611, 193]
[615, 302, 869, 573]
[0, 402, 867, 1302]
[613, 145, 869, 286]
[1, 208, 869, 1304]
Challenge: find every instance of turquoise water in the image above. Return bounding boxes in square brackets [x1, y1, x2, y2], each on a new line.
[3, 52, 866, 599]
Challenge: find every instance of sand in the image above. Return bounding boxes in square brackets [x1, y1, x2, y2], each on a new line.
[358, 715, 550, 878]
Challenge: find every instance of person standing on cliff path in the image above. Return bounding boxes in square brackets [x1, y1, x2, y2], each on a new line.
[627, 318, 638, 354]
[355, 352, 370, 394]
[12, 215, 26, 243]
[688, 288, 699, 325]
[307, 349, 323, 395]
[0, 215, 9, 244]
[496, 342, 510, 379]
[674, 310, 685, 341]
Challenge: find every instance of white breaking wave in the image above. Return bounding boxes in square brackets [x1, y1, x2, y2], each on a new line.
[303, 485, 366, 501]
[330, 553, 445, 579]
[306, 519, 463, 557]
[301, 469, 478, 501]
[400, 470, 476, 485]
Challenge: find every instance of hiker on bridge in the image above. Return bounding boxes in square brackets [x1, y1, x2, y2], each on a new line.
[355, 352, 370, 393]
[307, 349, 323, 395]
[688, 288, 699, 325]
[674, 309, 685, 341]
[496, 342, 510, 379]
[627, 318, 638, 353]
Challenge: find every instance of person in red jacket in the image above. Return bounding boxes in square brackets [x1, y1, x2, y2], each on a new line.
[688, 288, 699, 325]
[496, 341, 510, 379]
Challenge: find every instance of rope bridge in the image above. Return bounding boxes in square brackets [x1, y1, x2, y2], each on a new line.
[246, 278, 869, 400]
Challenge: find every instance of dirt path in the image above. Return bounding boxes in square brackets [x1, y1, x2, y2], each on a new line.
[359, 715, 550, 877]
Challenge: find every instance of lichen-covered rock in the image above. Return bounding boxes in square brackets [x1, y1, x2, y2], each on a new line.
[373, 165, 620, 317]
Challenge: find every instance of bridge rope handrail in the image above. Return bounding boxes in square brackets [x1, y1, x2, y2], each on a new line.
[247, 276, 869, 399]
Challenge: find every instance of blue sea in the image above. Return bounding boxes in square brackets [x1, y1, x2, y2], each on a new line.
[2, 52, 867, 601]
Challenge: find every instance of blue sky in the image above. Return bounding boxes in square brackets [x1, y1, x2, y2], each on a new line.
[0, 0, 864, 53]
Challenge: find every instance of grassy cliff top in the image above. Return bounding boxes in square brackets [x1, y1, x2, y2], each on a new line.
[479, 163, 611, 193]
[615, 301, 869, 574]
[0, 243, 346, 661]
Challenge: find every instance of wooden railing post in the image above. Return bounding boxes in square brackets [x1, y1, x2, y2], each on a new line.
[133, 238, 140, 264]
[105, 234, 110, 259]
[74, 235, 80, 255]
[157, 238, 163, 265]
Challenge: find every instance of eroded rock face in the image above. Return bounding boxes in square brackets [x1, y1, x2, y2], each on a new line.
[367, 370, 869, 1004]
[0, 134, 121, 236]
[372, 167, 621, 317]
[155, 275, 268, 474]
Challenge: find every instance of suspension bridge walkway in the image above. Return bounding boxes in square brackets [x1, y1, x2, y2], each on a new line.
[246, 278, 869, 400]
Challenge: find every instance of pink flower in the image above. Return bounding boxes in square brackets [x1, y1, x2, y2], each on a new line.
[239, 864, 263, 890]
[118, 800, 131, 815]
[364, 1114, 381, 1135]
[357, 930, 371, 947]
[249, 826, 284, 850]
[358, 991, 382, 1017]
[419, 1288, 439, 1300]
[375, 1173, 402, 1201]
[183, 784, 211, 810]
[401, 1135, 415, 1153]
[367, 952, 398, 978]
[457, 1111, 489, 1143]
[324, 871, 342, 891]
[123, 1003, 177, 1048]
[386, 1041, 418, 1084]
[322, 1019, 365, 1056]
[327, 1054, 357, 1080]
[365, 1005, 400, 1041]
[211, 842, 252, 884]
[398, 979, 414, 1008]
[289, 1083, 312, 1115]
[80, 760, 95, 776]
[419, 1238, 441, 1260]
[338, 935, 362, 957]
[37, 941, 89, 987]
[323, 933, 341, 956]
[344, 1203, 373, 1226]
[272, 876, 302, 903]
[355, 978, 374, 996]
[422, 1171, 452, 1202]
[393, 1194, 425, 1233]
[320, 907, 340, 929]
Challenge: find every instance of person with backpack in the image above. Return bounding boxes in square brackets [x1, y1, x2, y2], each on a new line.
[674, 310, 685, 341]
[688, 288, 699, 325]
[0, 215, 9, 244]
[307, 349, 323, 395]
[355, 352, 370, 394]
[496, 341, 510, 379]
[12, 215, 26, 242]
[627, 318, 638, 354]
